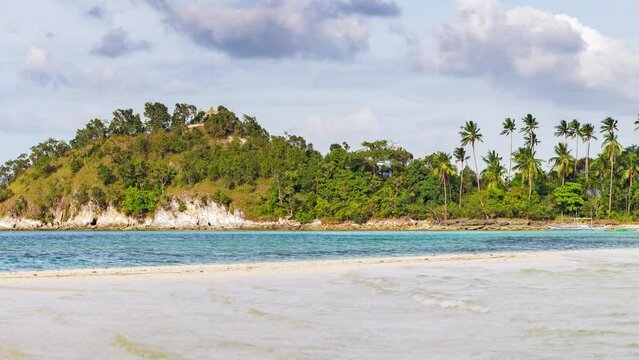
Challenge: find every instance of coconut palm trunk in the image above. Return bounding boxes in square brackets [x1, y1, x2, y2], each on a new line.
[628, 175, 633, 214]
[631, 174, 634, 213]
[586, 140, 590, 182]
[458, 160, 464, 207]
[609, 152, 615, 212]
[508, 132, 513, 181]
[443, 176, 448, 220]
[472, 143, 480, 192]
[575, 136, 579, 176]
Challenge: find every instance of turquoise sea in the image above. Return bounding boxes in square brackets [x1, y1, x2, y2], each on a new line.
[1, 230, 639, 272]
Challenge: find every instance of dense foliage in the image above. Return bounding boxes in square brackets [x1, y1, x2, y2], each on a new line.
[1, 104, 638, 224]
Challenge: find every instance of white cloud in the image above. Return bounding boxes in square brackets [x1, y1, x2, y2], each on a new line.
[421, 0, 639, 101]
[22, 46, 48, 70]
[20, 46, 68, 86]
[18, 47, 150, 92]
[149, 0, 400, 59]
[90, 28, 151, 58]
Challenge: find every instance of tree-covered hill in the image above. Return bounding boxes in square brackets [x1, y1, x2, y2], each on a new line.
[0, 104, 638, 225]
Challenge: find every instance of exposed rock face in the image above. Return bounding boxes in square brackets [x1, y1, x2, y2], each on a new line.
[144, 200, 247, 229]
[0, 218, 43, 230]
[94, 206, 134, 228]
[0, 199, 253, 230]
[0, 200, 550, 231]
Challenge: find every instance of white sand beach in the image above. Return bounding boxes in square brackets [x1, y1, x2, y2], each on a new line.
[1, 249, 639, 359]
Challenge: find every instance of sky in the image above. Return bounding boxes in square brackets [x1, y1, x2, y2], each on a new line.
[1, 0, 638, 167]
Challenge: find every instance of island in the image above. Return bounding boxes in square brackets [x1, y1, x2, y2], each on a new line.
[0, 104, 636, 230]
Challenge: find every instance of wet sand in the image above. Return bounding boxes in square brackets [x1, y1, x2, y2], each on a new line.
[1, 249, 639, 359]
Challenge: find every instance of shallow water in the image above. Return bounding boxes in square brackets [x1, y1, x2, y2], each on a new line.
[1, 250, 638, 359]
[1, 230, 639, 271]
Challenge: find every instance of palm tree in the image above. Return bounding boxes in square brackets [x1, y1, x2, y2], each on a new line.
[501, 118, 516, 181]
[520, 114, 540, 151]
[513, 147, 544, 198]
[635, 114, 639, 131]
[590, 152, 609, 181]
[570, 119, 581, 175]
[620, 150, 639, 213]
[601, 117, 621, 212]
[580, 123, 597, 183]
[600, 117, 618, 133]
[481, 150, 506, 189]
[459, 121, 483, 193]
[554, 119, 571, 145]
[453, 147, 469, 207]
[549, 143, 575, 185]
[432, 152, 457, 220]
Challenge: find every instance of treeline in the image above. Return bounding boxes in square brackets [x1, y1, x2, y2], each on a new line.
[0, 104, 638, 223]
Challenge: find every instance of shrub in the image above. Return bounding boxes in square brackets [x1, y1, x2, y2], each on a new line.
[97, 164, 116, 185]
[73, 185, 90, 205]
[35, 194, 60, 223]
[11, 196, 28, 217]
[212, 189, 232, 207]
[91, 187, 108, 210]
[0, 184, 13, 203]
[122, 187, 158, 217]
[178, 200, 187, 212]
[70, 158, 83, 174]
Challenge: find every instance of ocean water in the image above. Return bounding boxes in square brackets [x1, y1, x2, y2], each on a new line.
[1, 230, 639, 272]
[1, 249, 639, 358]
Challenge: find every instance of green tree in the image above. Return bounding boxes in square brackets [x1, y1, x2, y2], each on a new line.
[520, 114, 540, 151]
[171, 103, 197, 129]
[0, 154, 30, 184]
[601, 117, 621, 213]
[238, 115, 270, 139]
[580, 123, 597, 183]
[71, 118, 107, 148]
[554, 119, 571, 145]
[149, 163, 176, 193]
[205, 106, 240, 137]
[570, 119, 581, 174]
[481, 150, 505, 189]
[550, 142, 575, 185]
[620, 149, 639, 213]
[453, 147, 469, 206]
[513, 147, 543, 197]
[459, 121, 483, 192]
[431, 152, 456, 220]
[122, 188, 158, 216]
[554, 182, 585, 215]
[109, 109, 144, 135]
[144, 102, 171, 132]
[29, 138, 70, 166]
[501, 118, 516, 181]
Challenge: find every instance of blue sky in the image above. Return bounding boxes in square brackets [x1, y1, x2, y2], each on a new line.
[1, 0, 638, 165]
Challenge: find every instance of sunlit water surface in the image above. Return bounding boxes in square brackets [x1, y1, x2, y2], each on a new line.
[1, 232, 639, 358]
[1, 230, 639, 271]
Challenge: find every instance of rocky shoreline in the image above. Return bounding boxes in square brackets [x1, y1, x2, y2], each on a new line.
[0, 198, 632, 231]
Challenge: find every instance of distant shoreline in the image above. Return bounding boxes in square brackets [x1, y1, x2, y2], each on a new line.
[1, 218, 635, 231]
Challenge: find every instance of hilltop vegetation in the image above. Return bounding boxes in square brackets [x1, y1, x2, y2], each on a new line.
[1, 103, 638, 225]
